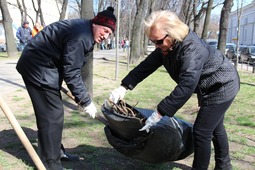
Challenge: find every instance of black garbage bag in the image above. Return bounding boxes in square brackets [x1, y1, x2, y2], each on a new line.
[101, 101, 194, 164]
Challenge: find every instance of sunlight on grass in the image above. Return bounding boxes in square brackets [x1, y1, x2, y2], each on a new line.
[236, 116, 255, 127]
[1, 57, 254, 169]
[232, 151, 246, 160]
[11, 95, 24, 102]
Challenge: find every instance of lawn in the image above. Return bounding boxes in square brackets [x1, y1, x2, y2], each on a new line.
[0, 54, 254, 170]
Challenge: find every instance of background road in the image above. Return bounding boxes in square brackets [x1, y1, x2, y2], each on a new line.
[0, 49, 127, 95]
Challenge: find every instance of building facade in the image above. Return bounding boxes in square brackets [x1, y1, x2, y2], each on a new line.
[227, 0, 255, 45]
[0, 0, 65, 44]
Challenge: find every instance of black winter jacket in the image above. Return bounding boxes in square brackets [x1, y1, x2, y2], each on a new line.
[121, 31, 240, 117]
[16, 19, 94, 106]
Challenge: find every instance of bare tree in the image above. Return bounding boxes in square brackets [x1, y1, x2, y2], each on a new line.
[192, 0, 207, 33]
[38, 0, 45, 25]
[218, 0, 234, 53]
[179, 0, 193, 25]
[31, 0, 45, 26]
[143, 0, 156, 55]
[0, 0, 19, 57]
[80, 0, 94, 96]
[207, 14, 221, 39]
[15, 0, 24, 24]
[235, 0, 243, 67]
[201, 0, 214, 40]
[20, 0, 28, 21]
[129, 0, 148, 64]
[59, 0, 68, 20]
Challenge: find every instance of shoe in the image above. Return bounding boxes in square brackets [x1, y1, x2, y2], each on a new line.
[60, 152, 81, 161]
[60, 144, 84, 161]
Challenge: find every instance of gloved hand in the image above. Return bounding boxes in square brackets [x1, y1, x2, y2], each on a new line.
[83, 102, 97, 118]
[109, 86, 127, 103]
[139, 110, 162, 133]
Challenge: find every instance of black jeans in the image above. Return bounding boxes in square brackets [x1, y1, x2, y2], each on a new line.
[192, 99, 234, 170]
[24, 79, 64, 170]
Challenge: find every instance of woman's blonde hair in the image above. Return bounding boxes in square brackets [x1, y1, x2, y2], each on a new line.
[144, 10, 189, 42]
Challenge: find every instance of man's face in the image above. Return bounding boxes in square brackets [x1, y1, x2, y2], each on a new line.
[24, 23, 29, 28]
[92, 24, 112, 43]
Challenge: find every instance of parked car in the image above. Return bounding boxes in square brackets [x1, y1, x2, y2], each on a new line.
[225, 43, 236, 55]
[206, 39, 218, 49]
[226, 45, 246, 62]
[239, 46, 255, 64]
[0, 44, 6, 52]
[226, 46, 236, 61]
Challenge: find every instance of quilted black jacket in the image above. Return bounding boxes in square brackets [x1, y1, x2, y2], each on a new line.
[16, 19, 94, 106]
[121, 31, 240, 117]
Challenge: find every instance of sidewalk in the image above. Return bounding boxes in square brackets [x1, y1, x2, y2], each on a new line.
[0, 58, 25, 95]
[0, 48, 128, 95]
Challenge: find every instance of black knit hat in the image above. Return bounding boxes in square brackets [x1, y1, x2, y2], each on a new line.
[92, 6, 116, 32]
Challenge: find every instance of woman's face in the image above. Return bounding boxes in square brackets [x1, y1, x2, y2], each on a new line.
[149, 28, 172, 56]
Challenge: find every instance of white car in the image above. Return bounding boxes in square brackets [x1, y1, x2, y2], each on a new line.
[225, 43, 236, 55]
[0, 44, 6, 52]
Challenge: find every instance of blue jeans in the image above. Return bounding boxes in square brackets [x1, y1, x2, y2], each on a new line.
[19, 43, 27, 51]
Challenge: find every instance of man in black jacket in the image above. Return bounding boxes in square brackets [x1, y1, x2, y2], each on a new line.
[17, 7, 116, 170]
[110, 10, 239, 170]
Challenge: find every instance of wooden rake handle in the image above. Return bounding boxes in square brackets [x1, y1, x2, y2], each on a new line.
[0, 95, 46, 170]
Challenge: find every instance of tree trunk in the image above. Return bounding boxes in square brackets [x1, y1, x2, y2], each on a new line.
[144, 0, 155, 55]
[235, 0, 244, 68]
[16, 0, 24, 25]
[179, 0, 193, 25]
[21, 0, 27, 21]
[201, 0, 213, 40]
[192, 0, 206, 33]
[80, 0, 94, 97]
[59, 0, 68, 21]
[38, 0, 45, 26]
[218, 0, 233, 54]
[0, 0, 19, 57]
[130, 0, 148, 64]
[31, 0, 39, 23]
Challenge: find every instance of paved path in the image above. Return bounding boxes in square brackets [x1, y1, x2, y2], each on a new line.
[0, 49, 127, 95]
[0, 58, 25, 95]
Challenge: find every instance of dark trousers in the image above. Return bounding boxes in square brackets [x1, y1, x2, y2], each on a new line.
[192, 99, 234, 170]
[24, 79, 63, 170]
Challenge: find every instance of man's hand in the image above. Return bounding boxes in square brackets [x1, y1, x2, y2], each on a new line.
[109, 86, 127, 103]
[83, 102, 97, 118]
[139, 111, 162, 132]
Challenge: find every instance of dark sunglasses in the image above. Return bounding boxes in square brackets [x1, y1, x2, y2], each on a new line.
[150, 35, 168, 45]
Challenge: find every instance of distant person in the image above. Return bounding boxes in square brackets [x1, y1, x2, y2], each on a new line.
[109, 10, 239, 170]
[16, 21, 32, 51]
[16, 7, 116, 169]
[107, 37, 111, 50]
[100, 40, 106, 50]
[123, 37, 129, 52]
[111, 36, 115, 49]
[32, 22, 43, 37]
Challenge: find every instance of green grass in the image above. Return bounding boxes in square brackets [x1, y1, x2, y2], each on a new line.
[0, 57, 254, 170]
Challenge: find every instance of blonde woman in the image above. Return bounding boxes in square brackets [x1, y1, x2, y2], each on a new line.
[110, 10, 239, 170]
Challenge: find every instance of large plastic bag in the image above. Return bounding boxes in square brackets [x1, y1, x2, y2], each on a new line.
[101, 101, 194, 164]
